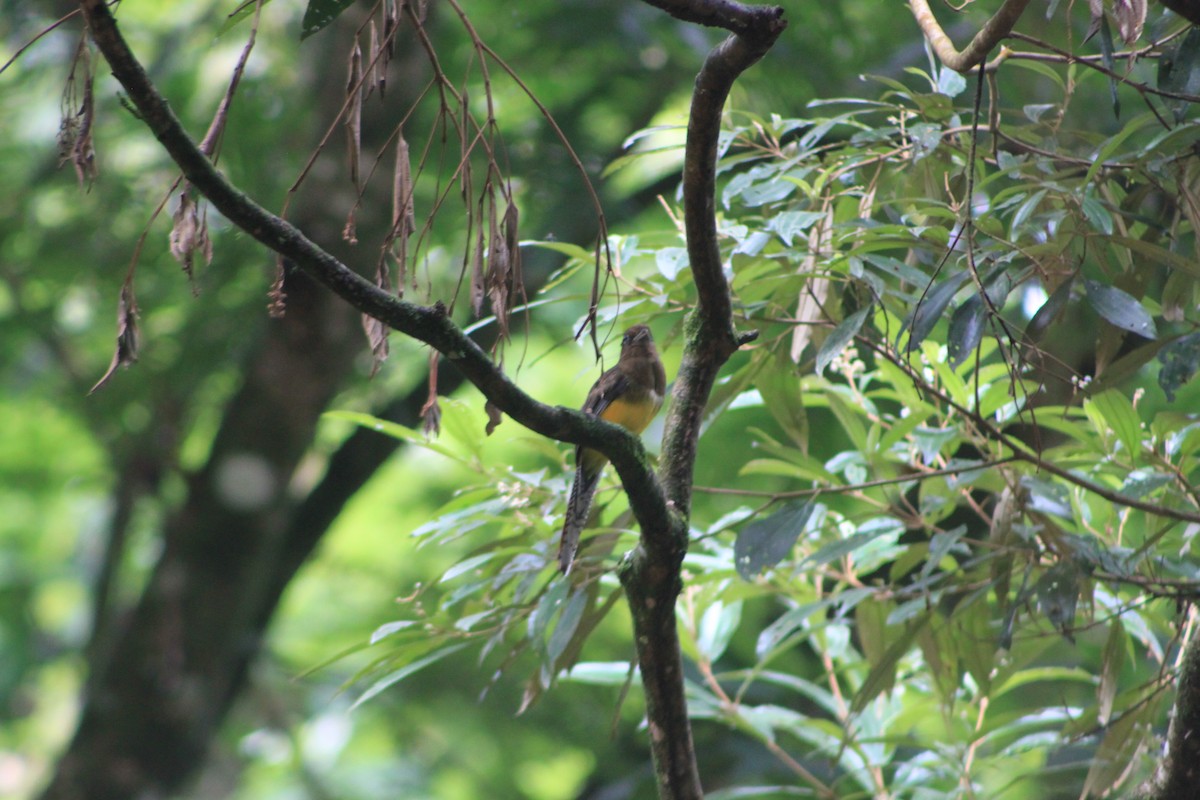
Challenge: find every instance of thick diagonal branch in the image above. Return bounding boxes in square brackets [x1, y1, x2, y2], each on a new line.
[76, 0, 663, 524]
[908, 0, 1031, 73]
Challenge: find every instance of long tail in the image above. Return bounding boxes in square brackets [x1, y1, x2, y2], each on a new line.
[558, 461, 602, 573]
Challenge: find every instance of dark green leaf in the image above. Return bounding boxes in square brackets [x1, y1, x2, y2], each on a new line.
[352, 643, 469, 708]
[218, 0, 275, 37]
[816, 306, 871, 375]
[850, 616, 926, 714]
[1158, 27, 1200, 123]
[547, 590, 588, 665]
[920, 525, 968, 580]
[1098, 617, 1125, 725]
[1024, 278, 1074, 343]
[757, 356, 808, 451]
[1087, 389, 1142, 457]
[947, 294, 986, 368]
[801, 518, 901, 570]
[1036, 562, 1081, 638]
[1158, 332, 1200, 401]
[735, 501, 813, 580]
[301, 0, 356, 40]
[1085, 280, 1157, 339]
[902, 270, 971, 351]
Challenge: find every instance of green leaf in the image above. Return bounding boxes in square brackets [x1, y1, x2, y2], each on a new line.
[909, 122, 943, 161]
[1036, 562, 1081, 638]
[1081, 191, 1114, 235]
[1098, 617, 1125, 725]
[697, 600, 743, 662]
[1158, 27, 1200, 123]
[1158, 332, 1200, 401]
[560, 661, 636, 685]
[352, 643, 469, 708]
[768, 210, 826, 246]
[1024, 278, 1073, 343]
[524, 239, 596, 263]
[937, 67, 967, 98]
[1086, 389, 1142, 458]
[218, 0, 275, 37]
[301, 0, 356, 40]
[1079, 706, 1147, 797]
[755, 588, 874, 661]
[947, 294, 986, 368]
[850, 614, 926, 713]
[1085, 279, 1157, 339]
[655, 247, 689, 280]
[801, 517, 902, 570]
[369, 620, 418, 645]
[757, 356, 808, 451]
[735, 501, 814, 579]
[902, 270, 971, 351]
[547, 589, 589, 665]
[816, 306, 871, 375]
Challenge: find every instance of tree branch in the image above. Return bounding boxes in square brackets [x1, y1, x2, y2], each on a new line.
[907, 0, 1032, 73]
[1157, 626, 1200, 799]
[619, 3, 784, 798]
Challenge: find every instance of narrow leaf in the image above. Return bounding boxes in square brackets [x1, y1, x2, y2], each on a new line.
[1098, 617, 1126, 725]
[1158, 332, 1200, 401]
[903, 270, 971, 351]
[301, 0, 356, 40]
[1085, 279, 1157, 338]
[947, 295, 986, 369]
[816, 306, 871, 375]
[735, 501, 813, 579]
[90, 278, 140, 394]
[352, 643, 468, 708]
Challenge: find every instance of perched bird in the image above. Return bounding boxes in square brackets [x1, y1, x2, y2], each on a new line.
[558, 324, 666, 573]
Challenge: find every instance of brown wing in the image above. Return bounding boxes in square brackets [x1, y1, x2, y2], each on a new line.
[581, 365, 632, 420]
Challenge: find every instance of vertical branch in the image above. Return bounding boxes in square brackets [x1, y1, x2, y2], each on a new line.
[620, 3, 785, 798]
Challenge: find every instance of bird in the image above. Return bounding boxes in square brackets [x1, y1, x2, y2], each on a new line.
[558, 324, 666, 573]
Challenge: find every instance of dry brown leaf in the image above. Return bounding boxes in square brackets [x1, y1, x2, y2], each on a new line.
[345, 41, 363, 190]
[470, 218, 486, 317]
[169, 192, 200, 281]
[487, 198, 511, 339]
[368, 20, 381, 97]
[790, 210, 833, 362]
[384, 0, 400, 58]
[58, 37, 97, 188]
[390, 133, 416, 289]
[90, 278, 140, 394]
[484, 400, 503, 436]
[504, 201, 521, 291]
[1087, 0, 1105, 39]
[362, 260, 392, 377]
[421, 351, 441, 437]
[1113, 0, 1146, 44]
[267, 258, 287, 318]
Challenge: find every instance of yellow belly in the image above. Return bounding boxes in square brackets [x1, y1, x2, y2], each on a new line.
[598, 391, 662, 434]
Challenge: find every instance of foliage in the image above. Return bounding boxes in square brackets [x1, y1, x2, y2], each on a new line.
[6, 0, 1200, 798]
[346, 22, 1200, 800]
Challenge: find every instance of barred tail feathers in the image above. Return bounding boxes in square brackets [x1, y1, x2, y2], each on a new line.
[558, 456, 603, 573]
